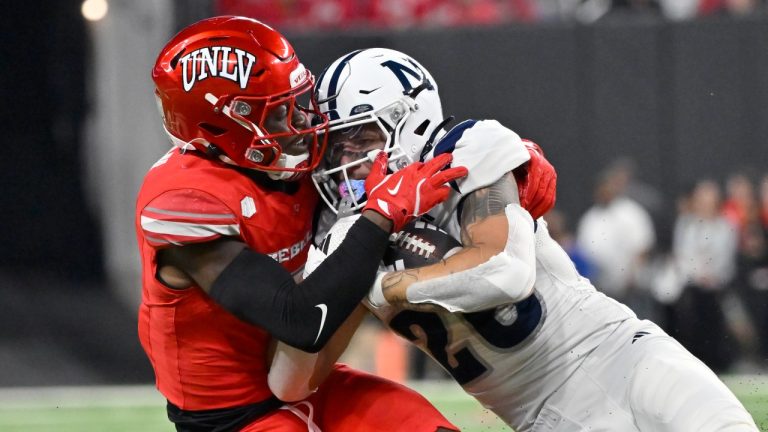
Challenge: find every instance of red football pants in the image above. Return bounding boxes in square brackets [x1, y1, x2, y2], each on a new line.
[242, 364, 458, 432]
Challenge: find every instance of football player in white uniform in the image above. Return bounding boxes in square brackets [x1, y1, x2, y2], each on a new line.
[287, 48, 758, 432]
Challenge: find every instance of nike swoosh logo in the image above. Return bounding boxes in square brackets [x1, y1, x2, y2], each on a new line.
[387, 178, 403, 195]
[359, 87, 381, 95]
[313, 304, 328, 345]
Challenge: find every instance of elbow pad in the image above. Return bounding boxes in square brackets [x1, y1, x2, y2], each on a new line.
[405, 204, 536, 312]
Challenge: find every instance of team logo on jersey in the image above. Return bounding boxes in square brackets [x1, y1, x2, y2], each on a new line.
[632, 331, 650, 344]
[179, 46, 257, 92]
[268, 230, 313, 263]
[494, 304, 519, 326]
[241, 196, 257, 218]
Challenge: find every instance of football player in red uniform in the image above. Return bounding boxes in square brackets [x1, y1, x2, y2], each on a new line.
[136, 16, 466, 431]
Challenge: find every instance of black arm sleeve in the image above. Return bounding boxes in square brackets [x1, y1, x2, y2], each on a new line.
[209, 216, 389, 353]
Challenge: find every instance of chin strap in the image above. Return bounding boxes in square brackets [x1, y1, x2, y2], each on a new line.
[162, 124, 239, 165]
[267, 152, 311, 180]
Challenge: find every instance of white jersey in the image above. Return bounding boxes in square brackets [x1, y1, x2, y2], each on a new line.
[369, 220, 635, 430]
[308, 119, 757, 431]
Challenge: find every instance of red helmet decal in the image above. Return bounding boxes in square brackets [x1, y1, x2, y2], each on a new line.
[180, 47, 257, 92]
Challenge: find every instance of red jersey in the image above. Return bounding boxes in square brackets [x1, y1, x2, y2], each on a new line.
[135, 148, 318, 410]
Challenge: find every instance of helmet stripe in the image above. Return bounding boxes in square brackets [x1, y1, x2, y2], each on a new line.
[315, 65, 330, 96]
[325, 49, 364, 114]
[431, 119, 477, 158]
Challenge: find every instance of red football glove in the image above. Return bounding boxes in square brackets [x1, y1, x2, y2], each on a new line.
[515, 140, 557, 219]
[364, 152, 468, 232]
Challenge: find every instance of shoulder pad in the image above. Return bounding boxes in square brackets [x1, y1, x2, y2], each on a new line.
[140, 189, 239, 248]
[429, 119, 478, 159]
[449, 120, 530, 194]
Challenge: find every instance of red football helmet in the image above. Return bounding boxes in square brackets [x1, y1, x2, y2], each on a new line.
[152, 16, 328, 179]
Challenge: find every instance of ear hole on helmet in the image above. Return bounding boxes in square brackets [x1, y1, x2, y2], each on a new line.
[170, 49, 186, 69]
[414, 120, 430, 136]
[199, 123, 227, 136]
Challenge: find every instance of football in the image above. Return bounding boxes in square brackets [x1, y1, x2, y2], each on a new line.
[382, 220, 462, 271]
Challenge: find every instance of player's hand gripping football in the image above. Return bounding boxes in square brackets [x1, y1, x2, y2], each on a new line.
[515, 140, 557, 219]
[364, 152, 467, 233]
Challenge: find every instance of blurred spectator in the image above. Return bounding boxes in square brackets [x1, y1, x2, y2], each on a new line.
[217, 0, 309, 29]
[216, 0, 765, 31]
[607, 157, 668, 237]
[671, 179, 739, 372]
[217, 0, 364, 31]
[732, 221, 768, 363]
[726, 173, 768, 368]
[658, 0, 701, 19]
[307, 0, 365, 28]
[420, 0, 505, 27]
[218, 0, 540, 31]
[368, 0, 429, 29]
[722, 172, 759, 241]
[502, 0, 539, 21]
[546, 209, 597, 280]
[370, 0, 539, 28]
[651, 0, 761, 20]
[698, 0, 762, 16]
[576, 161, 656, 309]
[551, 0, 612, 23]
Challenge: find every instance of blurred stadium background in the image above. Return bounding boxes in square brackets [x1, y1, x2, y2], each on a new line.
[2, 0, 768, 430]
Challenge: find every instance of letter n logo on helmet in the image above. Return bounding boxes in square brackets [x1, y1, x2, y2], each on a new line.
[380, 59, 434, 94]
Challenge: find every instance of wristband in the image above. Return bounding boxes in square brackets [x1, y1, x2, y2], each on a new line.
[367, 271, 390, 309]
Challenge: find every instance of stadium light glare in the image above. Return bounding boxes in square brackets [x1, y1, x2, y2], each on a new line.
[81, 0, 108, 22]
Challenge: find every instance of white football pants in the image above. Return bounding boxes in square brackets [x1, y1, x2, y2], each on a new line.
[531, 319, 758, 432]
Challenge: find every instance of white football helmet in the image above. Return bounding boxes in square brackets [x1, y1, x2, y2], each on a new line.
[312, 48, 446, 214]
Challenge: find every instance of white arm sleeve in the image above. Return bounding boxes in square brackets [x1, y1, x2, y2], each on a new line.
[271, 245, 327, 402]
[272, 218, 354, 402]
[268, 344, 318, 402]
[403, 203, 536, 312]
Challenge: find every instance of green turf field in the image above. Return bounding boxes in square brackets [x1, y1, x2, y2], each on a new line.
[0, 376, 765, 431]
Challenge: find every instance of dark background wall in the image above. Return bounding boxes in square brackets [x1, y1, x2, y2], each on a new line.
[0, 7, 766, 384]
[0, 0, 147, 385]
[0, 0, 102, 281]
[291, 17, 768, 230]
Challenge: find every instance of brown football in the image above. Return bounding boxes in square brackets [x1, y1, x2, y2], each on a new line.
[382, 220, 462, 270]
